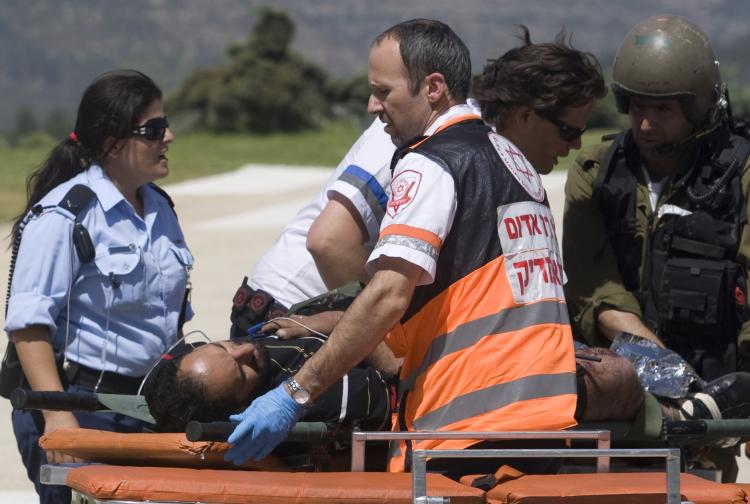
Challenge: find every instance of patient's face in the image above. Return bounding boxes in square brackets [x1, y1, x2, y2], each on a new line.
[179, 339, 270, 406]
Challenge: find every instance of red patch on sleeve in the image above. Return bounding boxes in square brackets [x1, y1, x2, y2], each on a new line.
[387, 169, 422, 217]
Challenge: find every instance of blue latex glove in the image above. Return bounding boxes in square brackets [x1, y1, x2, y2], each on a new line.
[224, 382, 304, 465]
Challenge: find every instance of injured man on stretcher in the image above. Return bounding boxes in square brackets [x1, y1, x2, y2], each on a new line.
[251, 313, 750, 427]
[143, 310, 750, 435]
[142, 333, 395, 433]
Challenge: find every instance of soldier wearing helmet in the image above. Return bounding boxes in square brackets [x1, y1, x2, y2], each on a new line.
[610, 16, 725, 130]
[563, 15, 750, 481]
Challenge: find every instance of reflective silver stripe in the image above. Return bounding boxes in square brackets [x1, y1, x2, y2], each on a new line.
[375, 234, 438, 261]
[339, 171, 386, 226]
[411, 372, 577, 430]
[400, 300, 569, 397]
[339, 373, 349, 422]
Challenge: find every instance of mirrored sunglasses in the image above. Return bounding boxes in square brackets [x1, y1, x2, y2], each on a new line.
[131, 116, 169, 141]
[539, 112, 586, 142]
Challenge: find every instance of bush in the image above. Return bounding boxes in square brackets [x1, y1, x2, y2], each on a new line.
[170, 7, 332, 134]
[43, 108, 72, 141]
[6, 105, 38, 146]
[729, 84, 750, 124]
[328, 73, 370, 122]
[16, 130, 55, 149]
[587, 78, 629, 130]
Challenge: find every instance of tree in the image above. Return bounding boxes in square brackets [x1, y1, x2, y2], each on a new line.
[329, 73, 370, 121]
[167, 68, 223, 128]
[7, 105, 38, 145]
[43, 107, 72, 141]
[250, 6, 294, 61]
[170, 7, 332, 134]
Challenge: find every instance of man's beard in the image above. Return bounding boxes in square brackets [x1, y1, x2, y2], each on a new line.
[231, 337, 273, 403]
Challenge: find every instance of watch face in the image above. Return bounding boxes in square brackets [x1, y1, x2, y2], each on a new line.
[292, 388, 311, 405]
[287, 378, 311, 406]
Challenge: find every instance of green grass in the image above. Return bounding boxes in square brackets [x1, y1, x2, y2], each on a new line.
[0, 120, 363, 223]
[0, 123, 618, 223]
[162, 120, 362, 184]
[0, 141, 55, 224]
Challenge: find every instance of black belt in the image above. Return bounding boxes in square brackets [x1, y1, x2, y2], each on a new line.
[63, 361, 144, 395]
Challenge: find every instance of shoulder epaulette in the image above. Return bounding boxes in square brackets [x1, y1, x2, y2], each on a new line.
[58, 184, 97, 264]
[58, 184, 96, 219]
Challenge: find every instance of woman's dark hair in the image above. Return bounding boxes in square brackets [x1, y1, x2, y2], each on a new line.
[472, 25, 606, 130]
[11, 69, 162, 240]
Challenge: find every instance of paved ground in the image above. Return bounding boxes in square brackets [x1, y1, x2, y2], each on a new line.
[0, 165, 747, 501]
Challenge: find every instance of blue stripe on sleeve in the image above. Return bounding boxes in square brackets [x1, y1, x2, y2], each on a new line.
[342, 164, 388, 210]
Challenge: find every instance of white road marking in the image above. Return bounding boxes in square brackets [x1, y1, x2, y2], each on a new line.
[167, 164, 332, 196]
[195, 200, 311, 230]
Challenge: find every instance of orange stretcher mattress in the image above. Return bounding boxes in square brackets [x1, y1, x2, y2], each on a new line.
[40, 428, 286, 471]
[66, 465, 487, 503]
[485, 472, 748, 504]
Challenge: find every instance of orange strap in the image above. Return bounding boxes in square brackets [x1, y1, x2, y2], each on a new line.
[409, 113, 482, 150]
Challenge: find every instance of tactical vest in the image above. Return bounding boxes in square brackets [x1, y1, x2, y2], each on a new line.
[386, 119, 577, 471]
[592, 128, 750, 379]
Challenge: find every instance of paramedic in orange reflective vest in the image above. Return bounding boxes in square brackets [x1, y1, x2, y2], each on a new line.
[222, 19, 605, 477]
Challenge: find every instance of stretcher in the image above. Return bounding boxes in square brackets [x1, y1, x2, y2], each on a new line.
[41, 464, 750, 504]
[20, 389, 750, 502]
[21, 387, 750, 452]
[38, 429, 750, 504]
[173, 400, 750, 480]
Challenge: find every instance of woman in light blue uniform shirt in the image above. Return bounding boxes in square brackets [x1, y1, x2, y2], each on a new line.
[4, 70, 193, 503]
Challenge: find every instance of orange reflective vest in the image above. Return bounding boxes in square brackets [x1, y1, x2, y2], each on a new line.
[383, 119, 577, 472]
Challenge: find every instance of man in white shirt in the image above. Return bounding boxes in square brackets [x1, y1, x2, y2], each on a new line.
[229, 118, 395, 335]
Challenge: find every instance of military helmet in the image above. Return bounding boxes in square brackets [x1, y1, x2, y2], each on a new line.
[611, 15, 723, 124]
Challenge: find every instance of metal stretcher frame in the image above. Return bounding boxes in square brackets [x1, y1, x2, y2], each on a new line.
[350, 429, 613, 472]
[67, 490, 195, 504]
[69, 494, 148, 504]
[411, 447, 683, 504]
[67, 489, 191, 504]
[351, 431, 683, 504]
[69, 492, 135, 504]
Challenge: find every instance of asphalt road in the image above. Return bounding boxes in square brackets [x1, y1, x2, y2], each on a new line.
[0, 165, 746, 501]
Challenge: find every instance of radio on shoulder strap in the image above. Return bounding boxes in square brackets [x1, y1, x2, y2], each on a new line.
[1, 184, 97, 400]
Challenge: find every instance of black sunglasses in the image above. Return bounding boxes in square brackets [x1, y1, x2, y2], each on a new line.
[538, 112, 586, 142]
[131, 116, 169, 141]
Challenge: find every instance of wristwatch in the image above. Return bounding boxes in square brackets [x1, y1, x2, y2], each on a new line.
[284, 377, 312, 406]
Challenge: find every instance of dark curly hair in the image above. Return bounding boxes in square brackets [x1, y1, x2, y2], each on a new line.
[472, 25, 606, 130]
[142, 352, 247, 432]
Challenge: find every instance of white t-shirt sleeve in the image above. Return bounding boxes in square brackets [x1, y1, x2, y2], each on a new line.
[327, 118, 395, 242]
[328, 164, 391, 242]
[366, 152, 457, 285]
